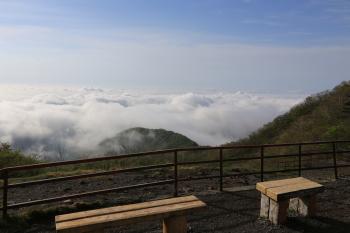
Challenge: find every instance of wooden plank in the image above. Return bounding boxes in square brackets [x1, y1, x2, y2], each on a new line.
[56, 195, 198, 223]
[163, 216, 187, 233]
[57, 200, 205, 233]
[56, 200, 206, 233]
[267, 179, 323, 197]
[268, 199, 288, 225]
[266, 181, 323, 201]
[256, 177, 308, 194]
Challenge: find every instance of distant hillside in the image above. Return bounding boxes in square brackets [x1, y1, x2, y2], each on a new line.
[99, 127, 198, 154]
[228, 81, 350, 146]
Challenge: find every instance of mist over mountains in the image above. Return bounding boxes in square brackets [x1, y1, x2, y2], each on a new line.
[0, 85, 303, 159]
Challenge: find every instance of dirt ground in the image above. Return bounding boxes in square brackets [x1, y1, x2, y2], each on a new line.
[1, 168, 350, 233]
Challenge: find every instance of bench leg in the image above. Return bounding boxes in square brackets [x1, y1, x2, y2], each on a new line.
[260, 193, 270, 218]
[269, 199, 288, 225]
[163, 215, 187, 233]
[298, 195, 317, 217]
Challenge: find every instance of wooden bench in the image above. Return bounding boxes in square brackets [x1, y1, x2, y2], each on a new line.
[256, 177, 324, 224]
[55, 195, 206, 233]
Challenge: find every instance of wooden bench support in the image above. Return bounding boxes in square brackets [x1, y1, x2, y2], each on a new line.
[260, 193, 288, 224]
[256, 177, 324, 225]
[163, 216, 187, 233]
[269, 199, 288, 225]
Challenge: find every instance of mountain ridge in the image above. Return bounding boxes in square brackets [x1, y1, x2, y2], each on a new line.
[99, 127, 198, 155]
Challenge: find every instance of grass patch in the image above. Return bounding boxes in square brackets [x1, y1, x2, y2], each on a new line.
[0, 201, 106, 233]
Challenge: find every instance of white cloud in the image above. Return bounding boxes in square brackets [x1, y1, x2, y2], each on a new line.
[0, 85, 303, 158]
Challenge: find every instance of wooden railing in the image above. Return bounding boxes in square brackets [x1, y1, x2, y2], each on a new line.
[1, 140, 350, 218]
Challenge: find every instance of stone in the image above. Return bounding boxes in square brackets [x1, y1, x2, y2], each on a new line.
[289, 198, 299, 212]
[260, 193, 270, 218]
[298, 195, 317, 217]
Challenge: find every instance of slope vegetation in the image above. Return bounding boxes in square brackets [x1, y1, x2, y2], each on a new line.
[230, 81, 350, 146]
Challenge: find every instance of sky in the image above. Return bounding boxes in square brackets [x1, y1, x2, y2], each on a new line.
[0, 1, 349, 158]
[0, 0, 349, 93]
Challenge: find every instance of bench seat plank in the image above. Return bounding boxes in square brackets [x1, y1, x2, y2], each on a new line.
[56, 196, 205, 233]
[266, 181, 323, 201]
[56, 195, 198, 223]
[256, 177, 309, 194]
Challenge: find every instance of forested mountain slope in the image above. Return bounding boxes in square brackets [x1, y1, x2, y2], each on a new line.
[228, 81, 350, 146]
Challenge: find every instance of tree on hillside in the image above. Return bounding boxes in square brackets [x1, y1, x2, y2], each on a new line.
[342, 94, 350, 114]
[0, 142, 11, 152]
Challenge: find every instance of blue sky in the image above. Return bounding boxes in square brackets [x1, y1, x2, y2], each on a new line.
[0, 0, 350, 93]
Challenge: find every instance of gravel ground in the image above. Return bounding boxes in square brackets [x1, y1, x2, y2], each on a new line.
[1, 168, 350, 233]
[107, 178, 350, 233]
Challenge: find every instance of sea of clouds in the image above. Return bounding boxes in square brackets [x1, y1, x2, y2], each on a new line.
[0, 85, 304, 159]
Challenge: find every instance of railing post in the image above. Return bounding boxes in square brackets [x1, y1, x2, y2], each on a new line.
[2, 169, 8, 219]
[298, 144, 302, 177]
[219, 148, 223, 191]
[332, 142, 338, 179]
[260, 146, 264, 182]
[173, 150, 178, 197]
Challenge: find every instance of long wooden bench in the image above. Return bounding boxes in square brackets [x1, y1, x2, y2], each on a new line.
[256, 177, 324, 224]
[55, 195, 206, 233]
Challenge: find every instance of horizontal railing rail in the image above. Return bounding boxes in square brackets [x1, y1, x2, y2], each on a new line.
[1, 140, 350, 218]
[0, 163, 175, 190]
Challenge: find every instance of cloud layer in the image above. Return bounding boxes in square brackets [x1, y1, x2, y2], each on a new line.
[0, 85, 303, 159]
